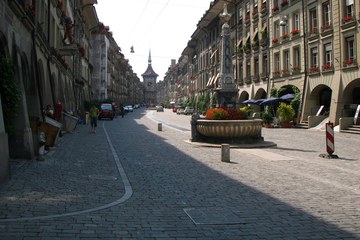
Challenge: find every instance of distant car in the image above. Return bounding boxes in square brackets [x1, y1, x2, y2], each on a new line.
[176, 107, 185, 115]
[98, 103, 114, 120]
[124, 105, 133, 112]
[184, 106, 194, 115]
[156, 105, 164, 112]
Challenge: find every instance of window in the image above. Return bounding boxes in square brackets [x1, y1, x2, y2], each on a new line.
[238, 7, 243, 20]
[293, 13, 300, 30]
[274, 21, 280, 38]
[310, 47, 318, 67]
[246, 2, 250, 13]
[324, 43, 332, 65]
[309, 8, 318, 33]
[345, 36, 355, 60]
[322, 2, 331, 26]
[345, 0, 354, 17]
[254, 0, 258, 8]
[293, 46, 301, 70]
[283, 50, 290, 71]
[262, 54, 268, 74]
[274, 53, 280, 72]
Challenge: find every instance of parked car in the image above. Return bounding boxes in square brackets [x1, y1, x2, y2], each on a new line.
[156, 105, 164, 112]
[184, 106, 194, 115]
[176, 107, 185, 115]
[98, 103, 114, 120]
[124, 105, 133, 112]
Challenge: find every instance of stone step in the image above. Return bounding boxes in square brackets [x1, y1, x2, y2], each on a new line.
[340, 129, 360, 135]
[295, 122, 308, 129]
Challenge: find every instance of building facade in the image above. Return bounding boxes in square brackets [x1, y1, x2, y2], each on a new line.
[160, 0, 360, 126]
[0, 0, 142, 183]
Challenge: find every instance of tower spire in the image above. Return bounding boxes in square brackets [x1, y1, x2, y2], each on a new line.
[148, 50, 152, 65]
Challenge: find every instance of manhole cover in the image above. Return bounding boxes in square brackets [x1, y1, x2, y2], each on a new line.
[183, 207, 244, 225]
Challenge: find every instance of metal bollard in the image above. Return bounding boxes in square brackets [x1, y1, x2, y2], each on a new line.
[221, 144, 230, 162]
[158, 123, 162, 131]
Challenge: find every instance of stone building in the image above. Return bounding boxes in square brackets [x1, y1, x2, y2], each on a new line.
[0, 0, 141, 183]
[161, 0, 360, 129]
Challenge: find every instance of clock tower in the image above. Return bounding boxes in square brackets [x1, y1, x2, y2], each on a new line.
[142, 50, 158, 106]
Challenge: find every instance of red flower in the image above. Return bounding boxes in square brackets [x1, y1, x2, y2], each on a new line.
[205, 108, 247, 120]
[310, 66, 319, 72]
[322, 64, 332, 70]
[272, 37, 279, 43]
[281, 33, 289, 39]
[343, 15, 353, 22]
[291, 29, 300, 35]
[343, 59, 353, 65]
[321, 24, 331, 30]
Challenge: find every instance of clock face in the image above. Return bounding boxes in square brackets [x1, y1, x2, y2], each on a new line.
[147, 82, 153, 87]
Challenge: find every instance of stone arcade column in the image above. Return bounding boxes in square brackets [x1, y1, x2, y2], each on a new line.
[215, 4, 238, 108]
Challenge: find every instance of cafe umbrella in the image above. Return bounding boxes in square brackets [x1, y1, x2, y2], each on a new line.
[280, 93, 295, 101]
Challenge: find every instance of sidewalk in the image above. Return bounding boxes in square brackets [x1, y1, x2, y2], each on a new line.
[1, 122, 126, 221]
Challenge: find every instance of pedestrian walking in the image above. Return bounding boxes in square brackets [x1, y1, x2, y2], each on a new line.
[89, 105, 99, 133]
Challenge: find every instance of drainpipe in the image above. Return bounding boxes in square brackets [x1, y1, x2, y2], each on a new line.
[298, 0, 308, 122]
[47, 0, 56, 107]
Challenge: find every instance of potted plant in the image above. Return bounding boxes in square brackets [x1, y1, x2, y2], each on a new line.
[277, 103, 295, 128]
[261, 110, 273, 128]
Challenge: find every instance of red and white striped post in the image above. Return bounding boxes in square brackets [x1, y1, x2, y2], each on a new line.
[326, 121, 334, 155]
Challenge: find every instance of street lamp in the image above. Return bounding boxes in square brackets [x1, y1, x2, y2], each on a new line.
[279, 15, 288, 26]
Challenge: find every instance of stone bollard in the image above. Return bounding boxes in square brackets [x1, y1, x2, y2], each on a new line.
[158, 123, 162, 131]
[221, 144, 230, 162]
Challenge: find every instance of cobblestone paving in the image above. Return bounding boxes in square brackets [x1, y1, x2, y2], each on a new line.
[0, 109, 360, 239]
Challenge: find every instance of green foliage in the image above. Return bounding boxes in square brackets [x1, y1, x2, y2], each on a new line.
[0, 58, 21, 135]
[261, 108, 273, 124]
[270, 87, 279, 97]
[290, 87, 301, 117]
[277, 103, 295, 123]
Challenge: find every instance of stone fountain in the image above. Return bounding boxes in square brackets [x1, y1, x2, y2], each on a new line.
[191, 4, 267, 145]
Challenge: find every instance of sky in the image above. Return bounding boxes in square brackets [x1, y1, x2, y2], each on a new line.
[95, 0, 212, 81]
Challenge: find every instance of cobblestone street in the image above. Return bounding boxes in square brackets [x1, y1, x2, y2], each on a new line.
[1, 108, 360, 239]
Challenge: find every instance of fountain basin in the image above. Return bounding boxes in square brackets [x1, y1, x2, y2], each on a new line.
[195, 119, 263, 143]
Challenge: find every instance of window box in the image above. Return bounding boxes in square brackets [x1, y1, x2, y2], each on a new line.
[280, 0, 288, 7]
[291, 66, 301, 73]
[309, 66, 319, 74]
[272, 37, 279, 43]
[281, 69, 290, 76]
[322, 64, 333, 72]
[272, 6, 279, 13]
[343, 59, 357, 68]
[291, 29, 300, 36]
[321, 24, 332, 32]
[272, 71, 281, 77]
[342, 15, 354, 23]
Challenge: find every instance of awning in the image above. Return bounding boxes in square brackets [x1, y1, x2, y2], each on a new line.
[212, 73, 220, 85]
[210, 49, 218, 59]
[206, 75, 215, 87]
[237, 39, 243, 47]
